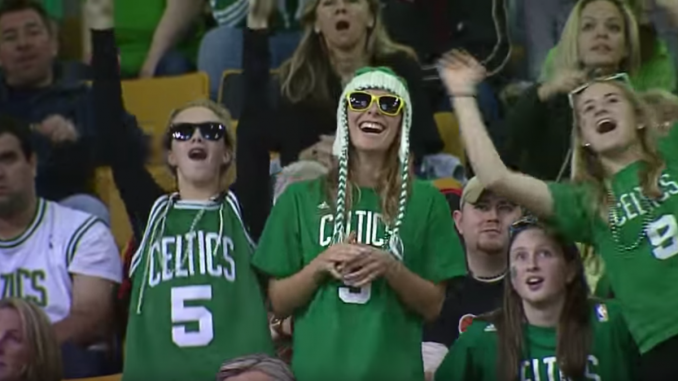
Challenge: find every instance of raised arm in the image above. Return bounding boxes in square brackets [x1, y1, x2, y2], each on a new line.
[88, 0, 165, 228]
[232, 0, 280, 241]
[438, 51, 555, 218]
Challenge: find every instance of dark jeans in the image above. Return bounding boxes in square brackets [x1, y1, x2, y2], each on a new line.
[153, 50, 194, 77]
[61, 341, 122, 378]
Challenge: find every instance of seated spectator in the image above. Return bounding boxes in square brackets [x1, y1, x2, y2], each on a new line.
[0, 298, 61, 381]
[252, 67, 466, 381]
[0, 0, 147, 224]
[199, 0, 304, 99]
[217, 354, 295, 381]
[238, 0, 442, 236]
[435, 218, 640, 380]
[0, 115, 122, 378]
[422, 177, 521, 379]
[501, 0, 675, 182]
[114, 0, 205, 77]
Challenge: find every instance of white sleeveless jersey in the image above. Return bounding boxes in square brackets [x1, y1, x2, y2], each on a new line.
[0, 198, 122, 323]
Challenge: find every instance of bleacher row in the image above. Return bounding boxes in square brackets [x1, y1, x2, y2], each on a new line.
[96, 71, 465, 250]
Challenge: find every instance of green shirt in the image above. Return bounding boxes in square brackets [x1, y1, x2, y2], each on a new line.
[541, 39, 676, 92]
[252, 178, 467, 381]
[436, 302, 638, 381]
[123, 194, 274, 381]
[210, 0, 303, 30]
[115, 0, 204, 76]
[547, 125, 678, 353]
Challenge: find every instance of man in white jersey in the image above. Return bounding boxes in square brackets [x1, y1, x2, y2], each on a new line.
[0, 115, 122, 377]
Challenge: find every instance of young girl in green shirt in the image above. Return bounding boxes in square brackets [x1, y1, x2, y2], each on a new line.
[436, 218, 639, 381]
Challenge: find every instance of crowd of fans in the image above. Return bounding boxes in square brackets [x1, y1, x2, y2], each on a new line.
[1, 0, 678, 380]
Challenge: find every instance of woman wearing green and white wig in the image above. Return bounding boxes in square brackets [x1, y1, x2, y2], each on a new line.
[252, 67, 466, 381]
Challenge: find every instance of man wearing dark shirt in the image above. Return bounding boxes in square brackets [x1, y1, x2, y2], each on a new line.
[0, 0, 146, 223]
[422, 177, 521, 378]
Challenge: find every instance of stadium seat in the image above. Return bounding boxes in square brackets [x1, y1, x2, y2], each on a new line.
[121, 72, 210, 164]
[434, 112, 465, 164]
[432, 177, 462, 192]
[64, 374, 121, 381]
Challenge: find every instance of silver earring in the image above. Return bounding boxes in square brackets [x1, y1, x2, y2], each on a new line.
[638, 124, 645, 130]
[583, 143, 591, 147]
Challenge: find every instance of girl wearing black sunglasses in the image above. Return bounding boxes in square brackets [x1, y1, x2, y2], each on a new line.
[436, 218, 639, 381]
[439, 50, 678, 380]
[252, 67, 466, 381]
[90, 20, 274, 381]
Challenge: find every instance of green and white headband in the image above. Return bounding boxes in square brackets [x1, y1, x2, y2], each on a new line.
[331, 67, 413, 260]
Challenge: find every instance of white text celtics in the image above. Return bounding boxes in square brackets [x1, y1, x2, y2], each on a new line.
[146, 230, 236, 287]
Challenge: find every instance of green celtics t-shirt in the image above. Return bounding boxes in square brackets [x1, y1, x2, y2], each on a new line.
[123, 194, 274, 381]
[252, 178, 466, 381]
[115, 0, 204, 76]
[436, 302, 639, 381]
[548, 124, 678, 353]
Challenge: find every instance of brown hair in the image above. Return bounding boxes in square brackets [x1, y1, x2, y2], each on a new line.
[278, 0, 416, 105]
[483, 225, 592, 381]
[0, 298, 61, 381]
[570, 82, 678, 215]
[545, 0, 640, 81]
[0, 0, 53, 35]
[162, 99, 236, 187]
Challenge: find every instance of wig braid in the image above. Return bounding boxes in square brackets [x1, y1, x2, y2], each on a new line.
[331, 135, 350, 245]
[332, 67, 412, 260]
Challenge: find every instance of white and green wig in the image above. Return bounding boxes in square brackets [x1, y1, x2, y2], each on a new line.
[331, 66, 412, 260]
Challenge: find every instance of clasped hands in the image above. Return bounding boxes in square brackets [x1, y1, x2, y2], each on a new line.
[312, 232, 399, 288]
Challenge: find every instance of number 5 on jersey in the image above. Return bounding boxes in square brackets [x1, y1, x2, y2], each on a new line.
[171, 285, 214, 347]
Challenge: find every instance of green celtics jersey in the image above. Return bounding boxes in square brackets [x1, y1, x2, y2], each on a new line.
[210, 0, 303, 30]
[123, 192, 274, 381]
[252, 178, 467, 381]
[548, 125, 678, 353]
[436, 302, 639, 381]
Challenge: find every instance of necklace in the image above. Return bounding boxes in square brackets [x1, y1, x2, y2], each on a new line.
[606, 186, 658, 252]
[474, 272, 506, 282]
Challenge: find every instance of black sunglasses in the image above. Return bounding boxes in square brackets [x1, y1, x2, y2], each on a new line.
[168, 122, 227, 142]
[346, 91, 404, 116]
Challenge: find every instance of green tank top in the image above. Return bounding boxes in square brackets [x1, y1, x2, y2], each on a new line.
[122, 193, 274, 381]
[114, 0, 204, 76]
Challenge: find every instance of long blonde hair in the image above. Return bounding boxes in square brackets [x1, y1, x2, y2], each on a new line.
[0, 298, 61, 381]
[547, 0, 641, 81]
[279, 0, 416, 104]
[324, 131, 412, 225]
[570, 82, 678, 214]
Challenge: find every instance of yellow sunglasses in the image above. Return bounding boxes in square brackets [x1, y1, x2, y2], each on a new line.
[346, 91, 405, 116]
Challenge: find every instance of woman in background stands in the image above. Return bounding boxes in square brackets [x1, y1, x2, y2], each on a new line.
[502, 0, 675, 182]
